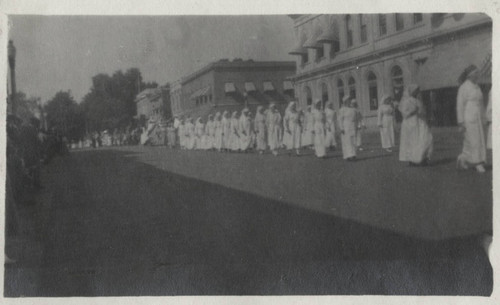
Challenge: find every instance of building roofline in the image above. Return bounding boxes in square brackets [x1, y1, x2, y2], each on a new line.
[181, 60, 296, 85]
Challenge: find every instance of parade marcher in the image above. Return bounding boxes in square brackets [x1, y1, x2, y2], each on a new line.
[486, 89, 492, 150]
[173, 115, 180, 147]
[399, 84, 433, 167]
[338, 95, 359, 161]
[166, 122, 176, 148]
[195, 117, 205, 150]
[214, 112, 224, 151]
[229, 111, 241, 152]
[283, 101, 302, 156]
[324, 102, 337, 151]
[239, 108, 253, 152]
[267, 103, 282, 156]
[221, 111, 231, 152]
[185, 117, 196, 150]
[456, 65, 487, 173]
[377, 94, 396, 152]
[178, 117, 186, 149]
[205, 114, 216, 150]
[247, 111, 256, 150]
[312, 99, 327, 158]
[254, 106, 267, 154]
[351, 100, 365, 151]
[301, 105, 314, 148]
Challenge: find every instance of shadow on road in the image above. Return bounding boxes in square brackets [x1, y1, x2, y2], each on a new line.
[4, 149, 493, 296]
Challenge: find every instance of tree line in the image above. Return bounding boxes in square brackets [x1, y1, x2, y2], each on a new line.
[16, 68, 159, 141]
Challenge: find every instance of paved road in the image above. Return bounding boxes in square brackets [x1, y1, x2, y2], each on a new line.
[4, 129, 493, 296]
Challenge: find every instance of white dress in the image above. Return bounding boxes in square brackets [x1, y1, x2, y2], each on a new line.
[195, 121, 205, 150]
[214, 120, 223, 150]
[267, 111, 282, 150]
[205, 120, 216, 149]
[229, 117, 241, 151]
[338, 106, 358, 159]
[378, 104, 395, 149]
[221, 117, 231, 150]
[312, 109, 326, 157]
[254, 112, 267, 151]
[456, 80, 486, 164]
[239, 114, 253, 150]
[283, 110, 302, 150]
[185, 122, 196, 150]
[324, 108, 337, 148]
[399, 96, 433, 163]
[301, 111, 314, 147]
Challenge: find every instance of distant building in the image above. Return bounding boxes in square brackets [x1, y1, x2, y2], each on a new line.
[135, 84, 171, 121]
[288, 13, 492, 127]
[171, 59, 296, 119]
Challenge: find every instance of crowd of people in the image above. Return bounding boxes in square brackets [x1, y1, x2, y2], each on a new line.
[137, 65, 491, 174]
[6, 115, 70, 261]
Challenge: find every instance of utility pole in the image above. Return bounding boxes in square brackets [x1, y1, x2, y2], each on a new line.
[8, 40, 17, 115]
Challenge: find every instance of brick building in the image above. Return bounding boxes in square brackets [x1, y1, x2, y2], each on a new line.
[171, 59, 296, 119]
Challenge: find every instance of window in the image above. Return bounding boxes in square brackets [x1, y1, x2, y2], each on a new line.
[301, 53, 309, 65]
[337, 79, 344, 107]
[367, 72, 378, 110]
[391, 65, 404, 102]
[305, 86, 312, 106]
[348, 77, 356, 99]
[321, 83, 329, 109]
[378, 14, 387, 36]
[413, 13, 423, 24]
[395, 13, 404, 31]
[330, 40, 340, 57]
[359, 14, 367, 43]
[345, 15, 353, 47]
[316, 46, 324, 61]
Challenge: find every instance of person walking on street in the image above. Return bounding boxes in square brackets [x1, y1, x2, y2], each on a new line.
[378, 94, 396, 152]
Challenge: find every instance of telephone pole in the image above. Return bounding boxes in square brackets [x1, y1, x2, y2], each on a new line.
[8, 40, 17, 115]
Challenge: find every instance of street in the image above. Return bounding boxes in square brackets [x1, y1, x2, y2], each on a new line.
[4, 129, 493, 296]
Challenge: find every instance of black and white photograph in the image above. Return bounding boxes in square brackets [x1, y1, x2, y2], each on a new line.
[1, 0, 496, 301]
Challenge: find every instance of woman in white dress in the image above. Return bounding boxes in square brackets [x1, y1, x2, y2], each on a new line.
[377, 94, 396, 152]
[213, 112, 223, 152]
[254, 106, 267, 154]
[229, 111, 241, 152]
[399, 84, 433, 166]
[351, 100, 365, 151]
[239, 108, 253, 152]
[184, 117, 196, 150]
[267, 103, 282, 156]
[456, 65, 487, 172]
[324, 102, 337, 151]
[301, 106, 314, 148]
[338, 96, 359, 161]
[283, 101, 302, 156]
[178, 117, 185, 149]
[194, 117, 205, 150]
[205, 114, 216, 150]
[221, 111, 231, 152]
[312, 100, 327, 158]
[486, 89, 492, 150]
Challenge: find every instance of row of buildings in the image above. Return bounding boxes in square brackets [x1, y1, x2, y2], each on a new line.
[136, 13, 492, 128]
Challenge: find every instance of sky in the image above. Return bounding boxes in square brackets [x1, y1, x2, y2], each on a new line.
[8, 15, 296, 103]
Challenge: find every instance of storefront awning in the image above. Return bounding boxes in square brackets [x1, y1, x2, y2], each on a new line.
[263, 81, 275, 92]
[283, 80, 294, 91]
[244, 82, 256, 92]
[225, 82, 236, 93]
[189, 86, 211, 100]
[417, 32, 492, 90]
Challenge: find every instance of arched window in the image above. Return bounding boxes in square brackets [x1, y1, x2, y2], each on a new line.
[367, 72, 378, 110]
[304, 86, 312, 106]
[345, 15, 353, 47]
[321, 83, 329, 109]
[337, 79, 345, 107]
[348, 77, 356, 99]
[391, 65, 404, 102]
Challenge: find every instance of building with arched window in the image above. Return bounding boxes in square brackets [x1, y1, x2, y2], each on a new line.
[288, 13, 491, 127]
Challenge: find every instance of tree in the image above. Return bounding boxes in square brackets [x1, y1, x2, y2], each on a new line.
[80, 67, 158, 133]
[45, 91, 85, 141]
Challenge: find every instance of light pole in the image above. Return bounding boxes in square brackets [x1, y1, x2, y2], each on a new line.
[8, 40, 16, 115]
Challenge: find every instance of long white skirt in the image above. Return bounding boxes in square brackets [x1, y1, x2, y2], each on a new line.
[380, 118, 395, 149]
[460, 103, 486, 164]
[399, 116, 433, 163]
[313, 122, 326, 157]
[341, 129, 357, 159]
[325, 121, 336, 147]
[301, 124, 314, 147]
